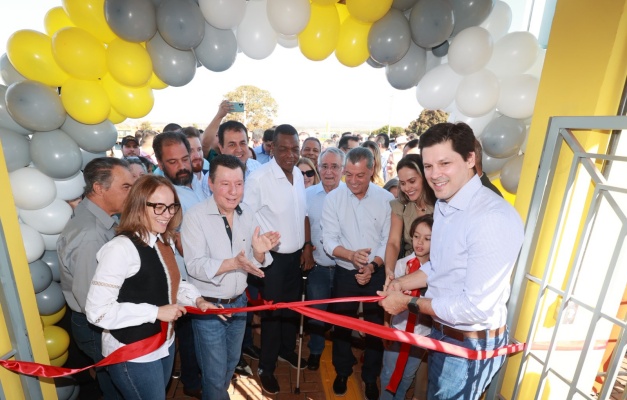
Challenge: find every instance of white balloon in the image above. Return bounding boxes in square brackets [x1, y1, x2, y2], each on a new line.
[452, 108, 496, 137]
[497, 74, 539, 119]
[267, 0, 310, 36]
[19, 199, 73, 235]
[54, 172, 85, 201]
[448, 26, 493, 76]
[455, 69, 500, 117]
[416, 63, 463, 110]
[20, 223, 45, 263]
[479, 0, 512, 41]
[525, 47, 546, 79]
[425, 50, 443, 72]
[487, 31, 540, 77]
[500, 154, 525, 194]
[9, 167, 57, 210]
[41, 233, 60, 251]
[199, 0, 247, 30]
[236, 0, 278, 60]
[277, 34, 298, 49]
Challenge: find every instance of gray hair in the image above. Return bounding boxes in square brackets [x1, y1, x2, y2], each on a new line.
[318, 147, 345, 166]
[83, 157, 130, 197]
[345, 147, 374, 169]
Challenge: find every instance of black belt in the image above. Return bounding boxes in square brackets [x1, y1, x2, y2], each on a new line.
[203, 295, 240, 304]
[315, 263, 335, 268]
[432, 321, 506, 341]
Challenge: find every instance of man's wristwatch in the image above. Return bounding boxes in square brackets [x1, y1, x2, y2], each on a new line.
[303, 241, 313, 249]
[407, 296, 419, 315]
[369, 261, 381, 273]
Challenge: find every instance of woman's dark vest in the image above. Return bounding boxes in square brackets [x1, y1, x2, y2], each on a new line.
[110, 240, 169, 344]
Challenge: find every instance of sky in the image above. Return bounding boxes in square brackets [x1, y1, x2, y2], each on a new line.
[0, 0, 539, 133]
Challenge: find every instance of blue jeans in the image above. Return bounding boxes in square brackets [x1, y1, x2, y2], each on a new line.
[108, 342, 175, 400]
[379, 341, 425, 400]
[306, 264, 335, 355]
[71, 311, 123, 400]
[427, 326, 509, 400]
[192, 293, 247, 400]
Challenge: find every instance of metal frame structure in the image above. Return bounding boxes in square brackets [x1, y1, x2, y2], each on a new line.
[489, 116, 627, 399]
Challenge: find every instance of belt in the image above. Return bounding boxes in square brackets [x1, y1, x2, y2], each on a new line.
[202, 295, 240, 304]
[315, 263, 335, 268]
[432, 321, 506, 341]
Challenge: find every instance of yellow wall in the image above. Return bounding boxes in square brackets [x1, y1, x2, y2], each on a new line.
[0, 143, 56, 398]
[503, 0, 627, 397]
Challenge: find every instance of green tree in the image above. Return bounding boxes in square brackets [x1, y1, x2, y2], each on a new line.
[138, 121, 153, 131]
[223, 85, 278, 132]
[406, 109, 449, 136]
[371, 125, 405, 139]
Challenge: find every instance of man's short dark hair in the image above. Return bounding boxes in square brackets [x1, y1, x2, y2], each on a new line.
[162, 123, 182, 133]
[376, 133, 390, 149]
[345, 147, 374, 169]
[262, 128, 274, 142]
[152, 131, 191, 163]
[419, 122, 476, 161]
[405, 138, 419, 152]
[181, 126, 201, 140]
[338, 135, 359, 151]
[273, 124, 298, 144]
[302, 137, 321, 149]
[218, 120, 248, 146]
[83, 157, 130, 197]
[209, 154, 245, 182]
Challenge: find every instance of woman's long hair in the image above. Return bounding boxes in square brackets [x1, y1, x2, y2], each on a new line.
[396, 154, 436, 208]
[116, 175, 182, 246]
[297, 157, 320, 185]
[361, 140, 385, 186]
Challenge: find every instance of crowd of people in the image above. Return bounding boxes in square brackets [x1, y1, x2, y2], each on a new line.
[56, 100, 524, 400]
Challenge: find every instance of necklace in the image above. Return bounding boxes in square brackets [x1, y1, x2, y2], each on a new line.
[413, 202, 426, 213]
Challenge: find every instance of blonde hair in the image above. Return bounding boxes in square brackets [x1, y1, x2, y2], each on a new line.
[361, 141, 385, 187]
[297, 157, 320, 185]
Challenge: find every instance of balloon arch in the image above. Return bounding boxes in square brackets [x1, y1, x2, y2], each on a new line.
[0, 0, 541, 395]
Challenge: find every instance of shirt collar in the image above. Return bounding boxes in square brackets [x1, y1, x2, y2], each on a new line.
[83, 198, 116, 230]
[348, 182, 374, 199]
[270, 157, 297, 180]
[436, 174, 482, 214]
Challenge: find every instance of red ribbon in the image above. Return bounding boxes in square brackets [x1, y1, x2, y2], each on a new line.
[0, 297, 526, 379]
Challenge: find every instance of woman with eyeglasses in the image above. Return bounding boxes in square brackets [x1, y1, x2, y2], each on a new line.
[85, 175, 214, 399]
[297, 157, 320, 188]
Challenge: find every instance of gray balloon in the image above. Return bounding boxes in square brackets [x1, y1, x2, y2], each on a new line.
[81, 149, 107, 170]
[366, 56, 385, 69]
[55, 378, 77, 400]
[368, 9, 411, 65]
[61, 117, 118, 153]
[391, 0, 418, 11]
[157, 0, 205, 50]
[105, 0, 158, 42]
[0, 127, 30, 172]
[5, 81, 66, 132]
[451, 0, 494, 36]
[0, 85, 31, 135]
[481, 116, 526, 158]
[409, 0, 454, 49]
[500, 154, 524, 194]
[194, 22, 237, 72]
[482, 152, 512, 177]
[432, 40, 449, 57]
[30, 130, 82, 179]
[147, 32, 196, 87]
[0, 53, 26, 86]
[41, 250, 61, 282]
[35, 281, 65, 315]
[29, 259, 53, 293]
[385, 42, 427, 90]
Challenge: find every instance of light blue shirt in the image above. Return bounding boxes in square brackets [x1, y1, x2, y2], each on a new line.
[174, 175, 208, 280]
[421, 174, 524, 331]
[305, 182, 345, 266]
[254, 145, 271, 164]
[321, 182, 393, 270]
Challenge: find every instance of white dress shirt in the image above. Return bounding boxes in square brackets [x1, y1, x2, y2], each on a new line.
[86, 233, 201, 363]
[305, 182, 345, 266]
[321, 182, 393, 270]
[243, 157, 306, 254]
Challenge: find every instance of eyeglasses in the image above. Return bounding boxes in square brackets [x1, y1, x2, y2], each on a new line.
[146, 202, 181, 215]
[319, 164, 341, 172]
[301, 170, 316, 178]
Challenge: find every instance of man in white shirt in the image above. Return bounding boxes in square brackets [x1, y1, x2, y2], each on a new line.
[243, 124, 309, 395]
[321, 147, 393, 400]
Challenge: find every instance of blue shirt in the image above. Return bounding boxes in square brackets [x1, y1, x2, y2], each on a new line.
[421, 174, 524, 331]
[305, 182, 345, 266]
[254, 145, 271, 164]
[321, 182, 393, 270]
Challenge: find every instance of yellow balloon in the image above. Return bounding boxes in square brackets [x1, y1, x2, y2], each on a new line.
[50, 351, 69, 367]
[102, 74, 154, 119]
[298, 4, 340, 61]
[61, 78, 111, 124]
[53, 27, 107, 80]
[62, 0, 117, 43]
[6, 30, 69, 87]
[43, 326, 70, 360]
[149, 72, 168, 90]
[45, 7, 75, 37]
[336, 3, 350, 24]
[108, 107, 127, 124]
[106, 39, 152, 87]
[346, 0, 392, 23]
[312, 0, 338, 4]
[335, 16, 371, 67]
[41, 305, 66, 327]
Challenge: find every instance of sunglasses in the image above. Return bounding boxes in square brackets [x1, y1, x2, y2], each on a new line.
[301, 169, 316, 178]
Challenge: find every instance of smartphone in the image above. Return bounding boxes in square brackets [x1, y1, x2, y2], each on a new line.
[229, 102, 245, 112]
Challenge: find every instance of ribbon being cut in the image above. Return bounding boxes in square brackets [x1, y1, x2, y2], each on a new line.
[0, 296, 525, 378]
